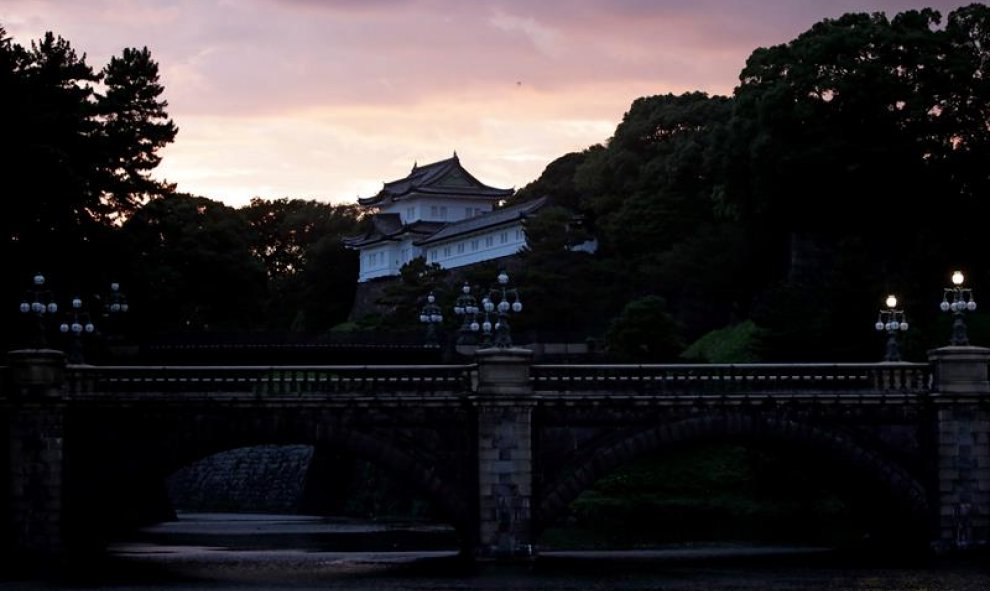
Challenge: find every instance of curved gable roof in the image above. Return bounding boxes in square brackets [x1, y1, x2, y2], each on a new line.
[358, 154, 513, 207]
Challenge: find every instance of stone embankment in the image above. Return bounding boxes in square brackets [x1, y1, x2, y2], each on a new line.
[167, 445, 313, 513]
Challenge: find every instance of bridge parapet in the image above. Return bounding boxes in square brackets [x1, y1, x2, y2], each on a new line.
[60, 364, 478, 398]
[531, 362, 931, 398]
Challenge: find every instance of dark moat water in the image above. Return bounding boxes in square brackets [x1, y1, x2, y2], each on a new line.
[1, 513, 988, 590]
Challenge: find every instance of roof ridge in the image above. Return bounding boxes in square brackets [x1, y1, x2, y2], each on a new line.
[357, 155, 513, 206]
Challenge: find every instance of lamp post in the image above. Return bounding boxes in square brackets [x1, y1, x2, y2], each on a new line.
[59, 297, 95, 364]
[480, 270, 523, 348]
[102, 281, 129, 341]
[453, 282, 481, 345]
[875, 294, 908, 361]
[419, 292, 443, 346]
[106, 282, 129, 315]
[940, 270, 977, 346]
[18, 273, 58, 348]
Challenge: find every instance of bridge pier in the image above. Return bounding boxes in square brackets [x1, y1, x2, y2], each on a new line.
[929, 346, 990, 551]
[473, 347, 536, 560]
[3, 350, 67, 566]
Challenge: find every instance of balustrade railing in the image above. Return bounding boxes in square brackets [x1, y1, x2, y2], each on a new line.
[0, 361, 938, 401]
[62, 364, 476, 397]
[531, 363, 932, 397]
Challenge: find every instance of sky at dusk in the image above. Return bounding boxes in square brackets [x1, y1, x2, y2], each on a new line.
[0, 1, 979, 207]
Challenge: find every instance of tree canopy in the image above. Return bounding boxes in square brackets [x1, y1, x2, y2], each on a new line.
[1, 27, 176, 315]
[506, 3, 990, 361]
[6, 6, 990, 362]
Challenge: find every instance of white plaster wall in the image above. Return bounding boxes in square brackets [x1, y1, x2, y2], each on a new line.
[380, 197, 494, 224]
[358, 244, 400, 282]
[356, 224, 527, 282]
[424, 225, 526, 270]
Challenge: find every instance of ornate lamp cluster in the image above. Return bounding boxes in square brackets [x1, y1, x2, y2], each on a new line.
[941, 270, 977, 346]
[874, 270, 982, 360]
[419, 292, 444, 346]
[875, 294, 908, 362]
[420, 270, 524, 349]
[479, 270, 523, 348]
[453, 282, 481, 344]
[16, 274, 129, 362]
[106, 282, 130, 315]
[18, 274, 59, 348]
[60, 297, 95, 363]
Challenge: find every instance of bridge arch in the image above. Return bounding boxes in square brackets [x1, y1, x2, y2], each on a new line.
[167, 431, 468, 529]
[64, 408, 472, 545]
[536, 411, 930, 542]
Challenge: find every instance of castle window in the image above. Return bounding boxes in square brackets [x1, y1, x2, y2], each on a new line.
[485, 236, 493, 247]
[500, 232, 508, 244]
[471, 239, 479, 251]
[457, 243, 465, 254]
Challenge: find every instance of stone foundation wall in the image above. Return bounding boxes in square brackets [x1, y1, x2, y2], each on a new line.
[349, 278, 396, 321]
[167, 445, 313, 513]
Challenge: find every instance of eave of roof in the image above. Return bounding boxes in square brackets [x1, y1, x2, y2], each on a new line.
[342, 218, 447, 249]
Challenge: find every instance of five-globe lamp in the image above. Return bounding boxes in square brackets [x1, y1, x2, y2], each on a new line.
[875, 294, 908, 362]
[941, 270, 977, 346]
[420, 292, 444, 346]
[18, 273, 58, 348]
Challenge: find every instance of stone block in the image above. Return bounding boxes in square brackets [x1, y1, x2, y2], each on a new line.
[475, 348, 533, 396]
[929, 347, 990, 395]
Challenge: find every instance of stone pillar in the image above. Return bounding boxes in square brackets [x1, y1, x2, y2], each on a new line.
[4, 349, 67, 563]
[473, 347, 535, 560]
[928, 346, 990, 551]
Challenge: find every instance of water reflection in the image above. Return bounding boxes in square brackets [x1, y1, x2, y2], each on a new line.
[1, 513, 988, 590]
[116, 512, 459, 553]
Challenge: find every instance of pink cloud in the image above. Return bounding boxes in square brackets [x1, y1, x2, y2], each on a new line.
[0, 0, 979, 205]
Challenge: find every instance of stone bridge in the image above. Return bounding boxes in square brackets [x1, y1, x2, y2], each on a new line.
[2, 346, 989, 563]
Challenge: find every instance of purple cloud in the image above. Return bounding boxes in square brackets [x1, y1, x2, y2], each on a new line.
[0, 0, 978, 204]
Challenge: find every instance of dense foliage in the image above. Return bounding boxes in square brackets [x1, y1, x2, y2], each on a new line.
[507, 3, 990, 361]
[0, 26, 365, 350]
[1, 29, 177, 282]
[6, 4, 990, 363]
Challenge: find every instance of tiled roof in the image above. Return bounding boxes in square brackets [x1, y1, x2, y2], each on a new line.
[342, 217, 446, 248]
[414, 197, 547, 246]
[372, 213, 402, 235]
[357, 154, 513, 206]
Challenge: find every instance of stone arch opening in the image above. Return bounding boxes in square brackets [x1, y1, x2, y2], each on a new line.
[62, 410, 470, 552]
[537, 412, 929, 549]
